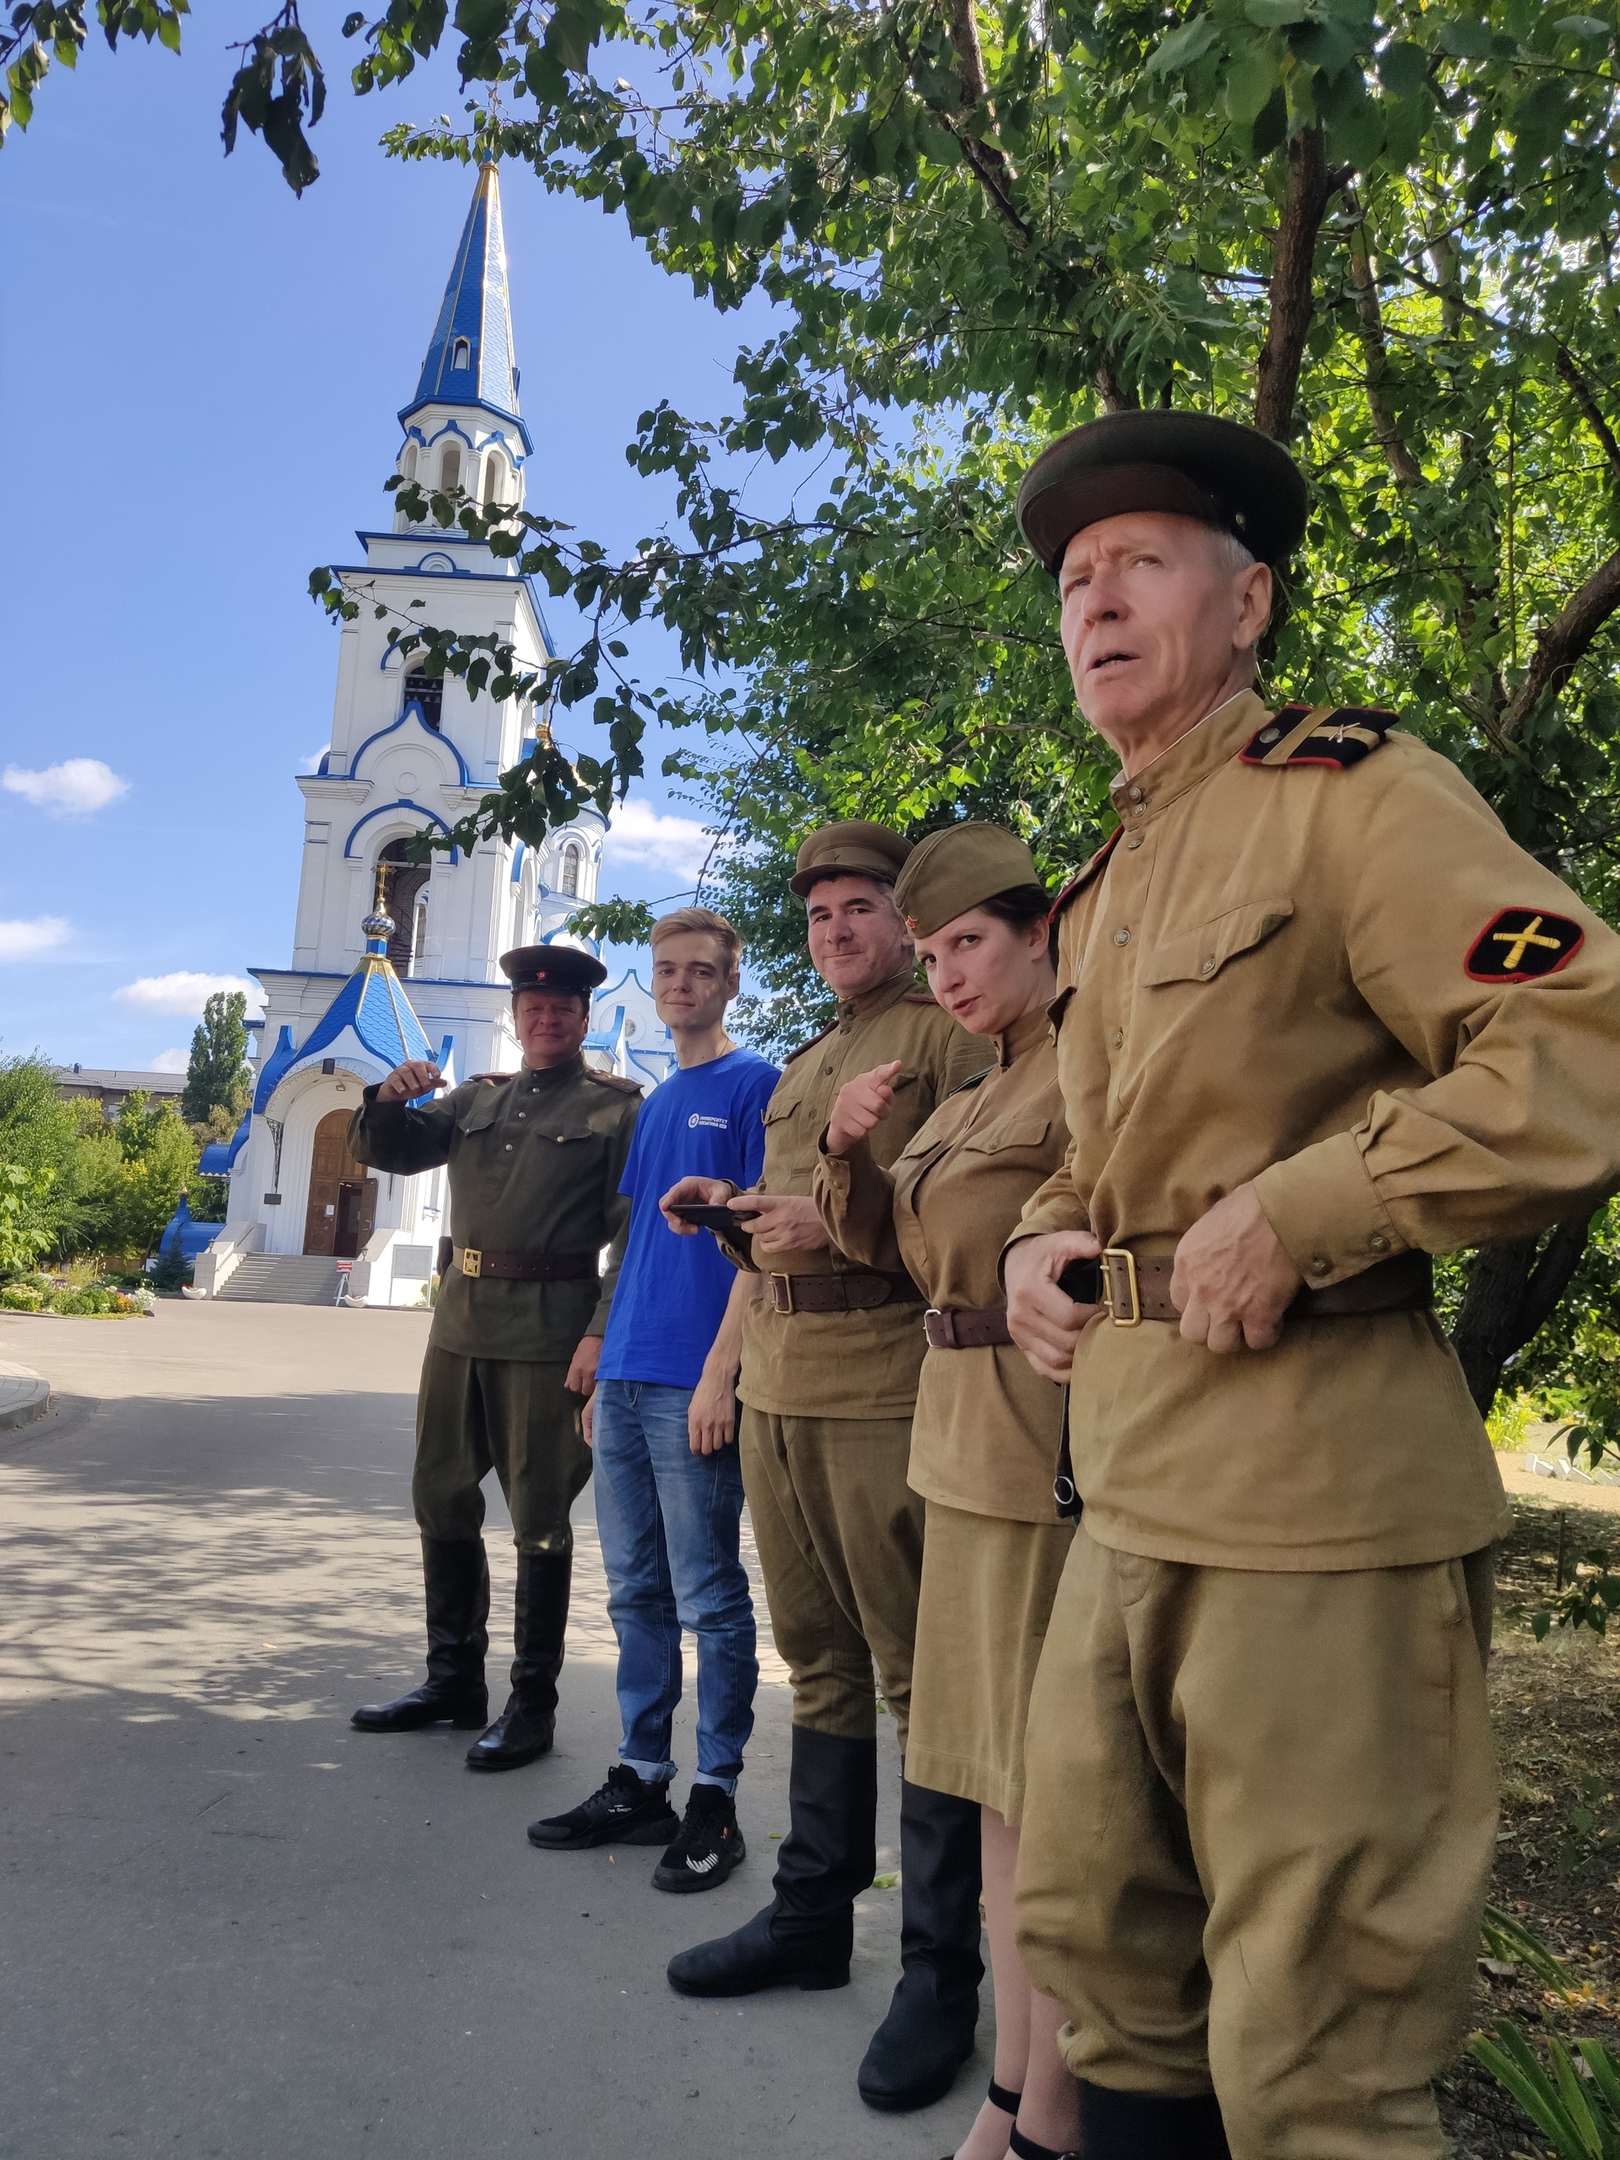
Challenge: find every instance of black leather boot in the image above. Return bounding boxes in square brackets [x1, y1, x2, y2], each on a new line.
[1077, 2082, 1232, 2159]
[351, 1536, 489, 1732]
[666, 1726, 877, 1997]
[466, 1548, 570, 1771]
[857, 1779, 983, 2112]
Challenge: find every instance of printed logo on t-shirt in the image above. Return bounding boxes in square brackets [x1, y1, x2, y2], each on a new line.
[687, 1113, 730, 1130]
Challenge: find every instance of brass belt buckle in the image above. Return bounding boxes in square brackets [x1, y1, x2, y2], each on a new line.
[770, 1272, 795, 1316]
[461, 1247, 482, 1278]
[1101, 1248, 1140, 1327]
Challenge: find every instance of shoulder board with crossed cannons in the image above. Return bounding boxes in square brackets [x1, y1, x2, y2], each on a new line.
[1239, 702, 1399, 770]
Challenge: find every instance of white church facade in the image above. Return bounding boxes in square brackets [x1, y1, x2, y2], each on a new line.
[196, 164, 672, 1307]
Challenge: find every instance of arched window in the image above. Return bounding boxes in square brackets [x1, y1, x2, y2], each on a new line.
[410, 887, 429, 978]
[438, 444, 461, 493]
[559, 842, 582, 898]
[403, 667, 443, 730]
[451, 337, 471, 371]
[376, 839, 430, 975]
[482, 452, 505, 508]
[401, 445, 418, 482]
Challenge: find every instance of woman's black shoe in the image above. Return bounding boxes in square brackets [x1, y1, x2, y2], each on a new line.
[528, 1765, 678, 1849]
[652, 1784, 747, 1893]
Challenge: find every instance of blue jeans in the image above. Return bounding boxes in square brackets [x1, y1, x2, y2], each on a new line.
[591, 1380, 758, 1791]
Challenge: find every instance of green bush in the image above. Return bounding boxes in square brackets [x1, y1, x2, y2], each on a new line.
[0, 1284, 44, 1311]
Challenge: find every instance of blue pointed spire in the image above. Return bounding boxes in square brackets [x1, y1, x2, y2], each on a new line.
[404, 162, 527, 435]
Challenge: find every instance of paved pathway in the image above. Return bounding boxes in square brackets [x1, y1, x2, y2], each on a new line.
[0, 1303, 979, 2160]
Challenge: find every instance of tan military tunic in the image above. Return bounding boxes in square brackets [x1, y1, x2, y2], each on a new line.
[350, 1058, 638, 1360]
[1010, 688, 1620, 1571]
[733, 972, 992, 1418]
[815, 1003, 1066, 1520]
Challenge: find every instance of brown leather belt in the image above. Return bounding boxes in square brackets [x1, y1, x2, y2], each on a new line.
[924, 1306, 1013, 1350]
[447, 1244, 598, 1283]
[1075, 1247, 1432, 1325]
[766, 1271, 921, 1315]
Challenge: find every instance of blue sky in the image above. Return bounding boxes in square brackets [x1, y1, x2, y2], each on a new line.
[0, 15, 781, 1072]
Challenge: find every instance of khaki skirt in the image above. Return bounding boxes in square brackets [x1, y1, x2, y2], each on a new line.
[906, 1499, 1074, 1823]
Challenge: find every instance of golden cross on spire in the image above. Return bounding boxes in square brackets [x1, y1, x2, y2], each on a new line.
[373, 862, 391, 915]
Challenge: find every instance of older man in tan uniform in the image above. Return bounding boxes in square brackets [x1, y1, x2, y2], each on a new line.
[660, 821, 994, 2113]
[1001, 411, 1620, 2160]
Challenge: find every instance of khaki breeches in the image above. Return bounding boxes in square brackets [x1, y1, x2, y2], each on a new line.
[908, 1500, 1074, 1823]
[1015, 1527, 1497, 2160]
[412, 1348, 592, 1556]
[738, 1407, 923, 1747]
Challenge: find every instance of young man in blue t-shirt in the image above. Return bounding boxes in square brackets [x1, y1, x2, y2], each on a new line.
[527, 908, 778, 1890]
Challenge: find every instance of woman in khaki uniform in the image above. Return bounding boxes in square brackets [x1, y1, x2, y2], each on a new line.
[813, 824, 1078, 2160]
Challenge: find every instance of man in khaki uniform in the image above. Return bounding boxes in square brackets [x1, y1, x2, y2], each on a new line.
[661, 822, 994, 2112]
[349, 943, 640, 1772]
[1001, 411, 1620, 2159]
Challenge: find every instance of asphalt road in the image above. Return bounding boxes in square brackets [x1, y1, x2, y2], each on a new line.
[0, 1302, 983, 2160]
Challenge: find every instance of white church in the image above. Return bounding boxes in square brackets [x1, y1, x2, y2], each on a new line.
[196, 164, 673, 1308]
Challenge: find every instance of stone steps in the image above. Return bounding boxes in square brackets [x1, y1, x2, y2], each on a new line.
[215, 1256, 343, 1306]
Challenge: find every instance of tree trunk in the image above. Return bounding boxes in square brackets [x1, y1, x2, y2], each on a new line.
[1449, 1216, 1595, 1415]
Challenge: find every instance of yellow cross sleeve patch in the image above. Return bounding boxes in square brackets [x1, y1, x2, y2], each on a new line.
[1465, 908, 1584, 983]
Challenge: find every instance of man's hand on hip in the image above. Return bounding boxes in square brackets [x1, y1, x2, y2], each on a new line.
[1171, 1184, 1303, 1353]
[1005, 1231, 1103, 1384]
[377, 1059, 444, 1103]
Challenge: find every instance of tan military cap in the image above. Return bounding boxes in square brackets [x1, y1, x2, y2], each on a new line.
[789, 820, 912, 899]
[1016, 409, 1308, 574]
[892, 823, 1043, 938]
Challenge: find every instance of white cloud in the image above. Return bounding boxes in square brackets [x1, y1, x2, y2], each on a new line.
[115, 971, 264, 1019]
[0, 916, 70, 960]
[149, 1047, 192, 1073]
[604, 800, 717, 883]
[3, 758, 129, 816]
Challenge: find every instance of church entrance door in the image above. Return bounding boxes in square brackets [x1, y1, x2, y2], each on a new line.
[304, 1108, 374, 1256]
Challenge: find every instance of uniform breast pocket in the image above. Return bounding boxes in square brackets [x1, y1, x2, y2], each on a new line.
[1140, 899, 1295, 988]
[957, 1114, 1053, 1167]
[456, 1091, 505, 1138]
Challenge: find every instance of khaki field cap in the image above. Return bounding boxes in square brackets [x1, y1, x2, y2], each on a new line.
[790, 820, 913, 899]
[893, 824, 1043, 939]
[1016, 409, 1309, 575]
[499, 943, 607, 996]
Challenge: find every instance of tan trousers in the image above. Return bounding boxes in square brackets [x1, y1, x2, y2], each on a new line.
[1015, 1527, 1497, 2160]
[739, 1407, 924, 1748]
[412, 1349, 591, 1556]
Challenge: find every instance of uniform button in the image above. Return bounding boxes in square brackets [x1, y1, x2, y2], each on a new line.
[1308, 1255, 1332, 1276]
[1114, 928, 1131, 946]
[505, 1143, 514, 1152]
[1369, 1233, 1389, 1253]
[517, 1111, 526, 1119]
[1128, 785, 1145, 803]
[1126, 833, 1144, 850]
[1259, 727, 1281, 744]
[1112, 1029, 1124, 1048]
[823, 1065, 833, 1075]
[1200, 957, 1216, 975]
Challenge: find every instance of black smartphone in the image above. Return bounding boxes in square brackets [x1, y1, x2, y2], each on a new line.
[669, 1202, 754, 1238]
[1057, 1256, 1102, 1305]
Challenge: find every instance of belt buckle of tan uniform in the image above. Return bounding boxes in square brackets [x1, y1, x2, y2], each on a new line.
[1100, 1248, 1143, 1326]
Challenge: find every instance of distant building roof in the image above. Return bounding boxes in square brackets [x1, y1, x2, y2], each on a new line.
[54, 1066, 187, 1104]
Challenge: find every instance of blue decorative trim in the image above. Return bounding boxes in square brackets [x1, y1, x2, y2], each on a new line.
[343, 799, 460, 865]
[510, 840, 526, 885]
[398, 398, 534, 458]
[252, 1025, 299, 1115]
[350, 703, 473, 787]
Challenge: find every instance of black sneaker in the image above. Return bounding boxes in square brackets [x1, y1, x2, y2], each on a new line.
[527, 1765, 678, 1851]
[652, 1783, 747, 1894]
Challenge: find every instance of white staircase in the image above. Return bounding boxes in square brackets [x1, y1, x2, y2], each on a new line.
[215, 1256, 343, 1306]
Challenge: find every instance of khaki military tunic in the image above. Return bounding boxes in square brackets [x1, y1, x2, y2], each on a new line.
[1009, 689, 1620, 2157]
[1011, 687, 1620, 1572]
[816, 1003, 1071, 1815]
[724, 970, 990, 1743]
[350, 1058, 638, 1553]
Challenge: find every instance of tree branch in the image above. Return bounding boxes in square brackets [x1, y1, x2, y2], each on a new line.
[1500, 544, 1620, 741]
[1343, 202, 1425, 489]
[1253, 129, 1350, 442]
[1555, 346, 1620, 486]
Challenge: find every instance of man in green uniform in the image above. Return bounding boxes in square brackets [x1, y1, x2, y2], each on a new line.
[661, 822, 995, 2113]
[348, 943, 641, 1773]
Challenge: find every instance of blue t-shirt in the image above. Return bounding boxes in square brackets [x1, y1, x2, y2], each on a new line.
[597, 1046, 780, 1389]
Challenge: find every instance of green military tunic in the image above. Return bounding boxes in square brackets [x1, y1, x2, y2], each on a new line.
[350, 1057, 639, 1553]
[722, 970, 992, 1746]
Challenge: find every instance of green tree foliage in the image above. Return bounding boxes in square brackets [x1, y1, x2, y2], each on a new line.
[0, 1164, 54, 1276]
[0, 1062, 199, 1266]
[181, 991, 253, 1126]
[94, 1091, 199, 1257]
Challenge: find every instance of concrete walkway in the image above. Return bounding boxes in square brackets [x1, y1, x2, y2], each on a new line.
[0, 1353, 51, 1432]
[0, 1304, 979, 2160]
